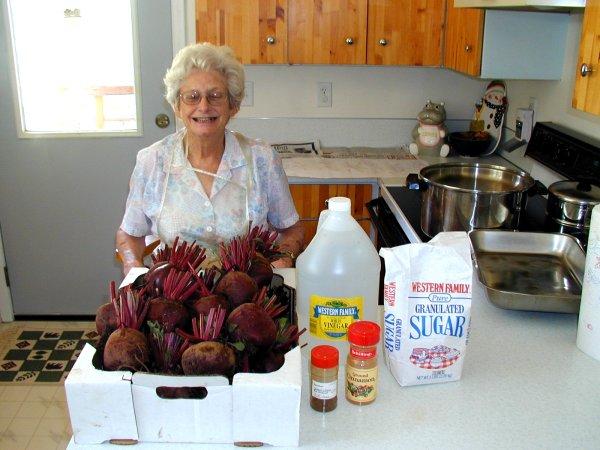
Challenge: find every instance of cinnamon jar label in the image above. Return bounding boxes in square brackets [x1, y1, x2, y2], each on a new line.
[345, 366, 378, 402]
[309, 295, 363, 340]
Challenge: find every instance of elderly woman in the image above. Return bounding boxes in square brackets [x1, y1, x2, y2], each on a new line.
[116, 43, 304, 275]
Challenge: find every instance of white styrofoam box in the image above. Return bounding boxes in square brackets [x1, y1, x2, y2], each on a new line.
[233, 347, 302, 446]
[65, 344, 138, 443]
[132, 372, 232, 443]
[66, 343, 302, 446]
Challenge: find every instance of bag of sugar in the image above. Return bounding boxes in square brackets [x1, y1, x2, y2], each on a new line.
[379, 232, 472, 386]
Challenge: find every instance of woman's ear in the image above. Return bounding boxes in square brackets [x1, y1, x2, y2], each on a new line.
[172, 104, 181, 120]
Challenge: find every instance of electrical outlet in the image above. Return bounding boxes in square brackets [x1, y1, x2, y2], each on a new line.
[317, 82, 332, 107]
[242, 81, 254, 107]
[528, 96, 538, 114]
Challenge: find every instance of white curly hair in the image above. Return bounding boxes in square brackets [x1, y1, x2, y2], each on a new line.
[164, 42, 245, 109]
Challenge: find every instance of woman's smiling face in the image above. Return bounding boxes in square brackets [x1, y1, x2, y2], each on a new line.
[175, 69, 238, 142]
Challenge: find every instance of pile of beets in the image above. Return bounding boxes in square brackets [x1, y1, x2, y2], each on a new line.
[95, 226, 303, 380]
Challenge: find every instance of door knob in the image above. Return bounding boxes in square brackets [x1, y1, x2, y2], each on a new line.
[465, 45, 472, 52]
[379, 38, 388, 46]
[155, 113, 170, 128]
[345, 37, 354, 45]
[266, 36, 276, 45]
[580, 63, 593, 77]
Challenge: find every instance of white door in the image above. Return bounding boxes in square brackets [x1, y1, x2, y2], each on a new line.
[0, 1, 177, 315]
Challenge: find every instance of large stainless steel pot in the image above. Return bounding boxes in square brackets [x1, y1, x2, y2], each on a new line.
[546, 181, 600, 229]
[407, 163, 537, 237]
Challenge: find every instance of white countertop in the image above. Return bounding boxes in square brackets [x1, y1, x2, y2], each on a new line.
[68, 268, 600, 450]
[283, 152, 519, 187]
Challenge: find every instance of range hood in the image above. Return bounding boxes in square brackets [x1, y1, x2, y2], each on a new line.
[453, 0, 585, 10]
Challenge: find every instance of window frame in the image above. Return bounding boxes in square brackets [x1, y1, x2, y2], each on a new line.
[4, 0, 144, 139]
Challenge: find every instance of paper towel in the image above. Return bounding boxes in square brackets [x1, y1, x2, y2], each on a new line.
[577, 204, 600, 361]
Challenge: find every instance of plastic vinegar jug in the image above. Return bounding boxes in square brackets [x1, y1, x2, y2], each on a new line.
[296, 197, 381, 352]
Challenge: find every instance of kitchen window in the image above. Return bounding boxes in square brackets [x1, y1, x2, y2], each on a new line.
[5, 0, 141, 137]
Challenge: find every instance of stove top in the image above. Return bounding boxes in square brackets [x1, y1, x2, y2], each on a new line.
[387, 186, 544, 237]
[381, 122, 598, 250]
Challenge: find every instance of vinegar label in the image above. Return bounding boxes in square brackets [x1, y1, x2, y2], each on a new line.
[309, 295, 363, 340]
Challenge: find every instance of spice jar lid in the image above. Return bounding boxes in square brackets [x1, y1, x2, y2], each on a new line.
[311, 345, 339, 369]
[348, 321, 381, 346]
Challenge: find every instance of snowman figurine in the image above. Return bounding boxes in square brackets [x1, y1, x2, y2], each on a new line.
[478, 80, 508, 154]
[409, 100, 450, 158]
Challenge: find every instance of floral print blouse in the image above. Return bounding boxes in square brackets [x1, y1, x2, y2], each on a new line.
[120, 128, 299, 247]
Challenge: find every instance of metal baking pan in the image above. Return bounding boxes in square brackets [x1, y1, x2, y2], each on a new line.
[469, 230, 585, 313]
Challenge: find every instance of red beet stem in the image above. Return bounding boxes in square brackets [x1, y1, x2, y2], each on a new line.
[188, 264, 211, 297]
[110, 281, 117, 303]
[252, 287, 286, 318]
[115, 287, 149, 330]
[219, 236, 255, 272]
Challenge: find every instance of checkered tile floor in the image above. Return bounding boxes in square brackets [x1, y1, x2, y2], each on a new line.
[0, 330, 98, 383]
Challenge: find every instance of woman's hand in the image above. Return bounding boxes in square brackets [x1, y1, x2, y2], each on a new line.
[273, 221, 305, 268]
[116, 229, 147, 276]
[271, 255, 294, 269]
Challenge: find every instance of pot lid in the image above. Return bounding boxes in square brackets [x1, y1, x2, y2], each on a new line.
[548, 181, 600, 205]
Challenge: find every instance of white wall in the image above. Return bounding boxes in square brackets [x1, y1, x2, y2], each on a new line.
[238, 65, 487, 120]
[505, 12, 600, 140]
[232, 65, 486, 146]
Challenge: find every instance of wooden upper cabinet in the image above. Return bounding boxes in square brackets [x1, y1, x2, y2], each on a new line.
[443, 0, 484, 76]
[367, 0, 444, 66]
[573, 0, 600, 115]
[195, 0, 287, 64]
[288, 0, 368, 64]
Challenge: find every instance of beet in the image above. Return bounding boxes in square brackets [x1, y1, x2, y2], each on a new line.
[227, 303, 277, 348]
[214, 271, 258, 308]
[145, 261, 173, 292]
[146, 298, 189, 333]
[95, 302, 118, 337]
[248, 253, 274, 287]
[181, 341, 236, 376]
[189, 294, 229, 317]
[103, 328, 149, 371]
[252, 350, 285, 373]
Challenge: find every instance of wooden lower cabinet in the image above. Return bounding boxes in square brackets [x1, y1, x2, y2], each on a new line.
[289, 183, 374, 248]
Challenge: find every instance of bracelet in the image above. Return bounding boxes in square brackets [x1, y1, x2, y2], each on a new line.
[280, 250, 296, 261]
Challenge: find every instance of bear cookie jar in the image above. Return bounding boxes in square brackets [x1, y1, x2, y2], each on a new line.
[409, 100, 450, 158]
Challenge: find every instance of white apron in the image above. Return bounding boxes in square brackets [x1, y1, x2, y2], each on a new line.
[156, 131, 254, 262]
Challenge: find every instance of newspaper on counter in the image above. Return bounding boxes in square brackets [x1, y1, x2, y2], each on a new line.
[271, 141, 320, 158]
[379, 232, 472, 386]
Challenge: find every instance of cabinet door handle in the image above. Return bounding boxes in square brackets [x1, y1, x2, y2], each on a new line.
[266, 36, 276, 45]
[580, 63, 593, 77]
[345, 37, 354, 45]
[378, 38, 388, 46]
[465, 45, 472, 52]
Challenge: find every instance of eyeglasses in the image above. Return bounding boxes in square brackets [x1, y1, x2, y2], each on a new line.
[179, 89, 228, 106]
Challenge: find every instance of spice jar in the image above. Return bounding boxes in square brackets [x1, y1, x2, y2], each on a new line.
[345, 320, 380, 405]
[310, 345, 339, 412]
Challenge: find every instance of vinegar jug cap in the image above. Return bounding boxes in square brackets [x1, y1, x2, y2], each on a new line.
[327, 197, 351, 212]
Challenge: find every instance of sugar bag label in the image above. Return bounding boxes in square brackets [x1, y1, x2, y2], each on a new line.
[379, 232, 472, 386]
